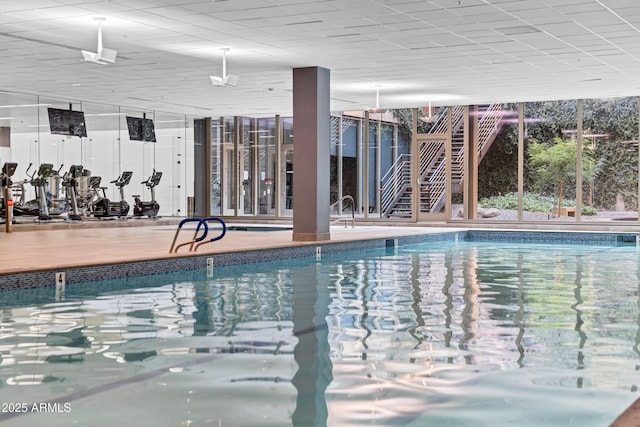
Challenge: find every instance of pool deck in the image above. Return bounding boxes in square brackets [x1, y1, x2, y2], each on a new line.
[0, 218, 460, 275]
[2, 216, 640, 276]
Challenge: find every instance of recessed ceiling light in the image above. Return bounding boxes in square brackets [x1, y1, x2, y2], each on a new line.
[494, 25, 541, 36]
[0, 104, 52, 108]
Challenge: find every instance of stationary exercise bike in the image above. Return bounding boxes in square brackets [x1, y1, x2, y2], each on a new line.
[92, 171, 133, 218]
[132, 170, 161, 218]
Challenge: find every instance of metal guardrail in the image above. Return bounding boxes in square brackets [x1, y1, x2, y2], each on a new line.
[380, 154, 412, 216]
[169, 217, 227, 253]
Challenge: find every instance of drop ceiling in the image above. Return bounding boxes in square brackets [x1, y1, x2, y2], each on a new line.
[0, 0, 639, 118]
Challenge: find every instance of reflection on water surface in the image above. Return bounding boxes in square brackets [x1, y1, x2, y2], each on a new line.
[0, 241, 637, 426]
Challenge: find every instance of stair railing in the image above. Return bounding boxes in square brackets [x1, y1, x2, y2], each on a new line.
[380, 153, 412, 217]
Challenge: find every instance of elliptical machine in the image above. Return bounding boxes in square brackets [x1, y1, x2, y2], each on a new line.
[20, 163, 64, 221]
[132, 170, 161, 218]
[92, 171, 133, 218]
[62, 165, 84, 221]
[12, 163, 40, 217]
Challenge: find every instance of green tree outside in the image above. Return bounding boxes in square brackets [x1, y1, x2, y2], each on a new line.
[528, 137, 595, 215]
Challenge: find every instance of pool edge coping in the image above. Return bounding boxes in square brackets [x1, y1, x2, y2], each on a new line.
[1, 229, 638, 291]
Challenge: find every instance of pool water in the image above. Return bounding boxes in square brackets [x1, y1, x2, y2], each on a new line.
[0, 240, 638, 426]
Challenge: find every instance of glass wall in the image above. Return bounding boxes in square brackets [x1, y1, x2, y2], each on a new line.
[211, 112, 409, 221]
[416, 105, 449, 220]
[256, 117, 277, 215]
[3, 89, 639, 227]
[282, 117, 293, 216]
[471, 97, 639, 224]
[203, 97, 639, 227]
[154, 111, 191, 216]
[476, 103, 519, 222]
[582, 97, 639, 222]
[367, 116, 379, 215]
[0, 90, 194, 221]
[240, 117, 253, 216]
[210, 118, 223, 215]
[221, 117, 236, 216]
[524, 100, 579, 222]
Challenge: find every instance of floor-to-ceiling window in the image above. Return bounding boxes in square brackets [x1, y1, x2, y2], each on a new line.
[256, 117, 277, 215]
[282, 117, 294, 216]
[416, 105, 449, 221]
[204, 97, 640, 226]
[341, 117, 359, 214]
[476, 103, 519, 222]
[581, 97, 639, 222]
[221, 117, 236, 216]
[210, 118, 223, 216]
[523, 100, 579, 222]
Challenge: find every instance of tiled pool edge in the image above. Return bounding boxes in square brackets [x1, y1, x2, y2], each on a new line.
[1, 229, 638, 292]
[0, 231, 460, 291]
[465, 229, 639, 245]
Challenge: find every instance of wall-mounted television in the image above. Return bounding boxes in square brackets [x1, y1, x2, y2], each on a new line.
[126, 116, 156, 142]
[47, 107, 87, 137]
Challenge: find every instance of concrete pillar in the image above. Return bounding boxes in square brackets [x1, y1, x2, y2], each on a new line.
[465, 105, 479, 219]
[292, 66, 331, 241]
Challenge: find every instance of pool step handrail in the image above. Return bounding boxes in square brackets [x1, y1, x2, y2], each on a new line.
[194, 217, 227, 251]
[169, 217, 226, 253]
[330, 194, 355, 228]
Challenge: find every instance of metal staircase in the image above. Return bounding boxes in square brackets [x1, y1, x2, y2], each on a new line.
[380, 104, 507, 218]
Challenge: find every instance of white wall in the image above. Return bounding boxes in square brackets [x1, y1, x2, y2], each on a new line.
[6, 125, 194, 218]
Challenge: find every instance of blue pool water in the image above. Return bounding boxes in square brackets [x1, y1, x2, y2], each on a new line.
[0, 239, 638, 426]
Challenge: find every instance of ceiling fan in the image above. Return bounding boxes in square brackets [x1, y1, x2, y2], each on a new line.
[81, 17, 117, 65]
[210, 48, 240, 87]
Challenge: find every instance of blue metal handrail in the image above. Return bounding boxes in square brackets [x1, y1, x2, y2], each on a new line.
[169, 217, 226, 253]
[194, 217, 227, 251]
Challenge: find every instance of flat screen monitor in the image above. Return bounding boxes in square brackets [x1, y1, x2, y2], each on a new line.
[126, 116, 156, 142]
[47, 108, 87, 137]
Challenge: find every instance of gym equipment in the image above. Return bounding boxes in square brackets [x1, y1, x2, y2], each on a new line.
[15, 163, 66, 220]
[92, 171, 132, 218]
[132, 170, 161, 218]
[75, 171, 101, 216]
[12, 163, 38, 217]
[0, 162, 17, 218]
[62, 165, 84, 221]
[1, 162, 16, 188]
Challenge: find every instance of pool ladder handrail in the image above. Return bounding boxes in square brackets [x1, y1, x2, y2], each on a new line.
[169, 217, 227, 253]
[330, 194, 355, 228]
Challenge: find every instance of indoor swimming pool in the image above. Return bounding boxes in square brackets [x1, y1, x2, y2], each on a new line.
[0, 237, 638, 426]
